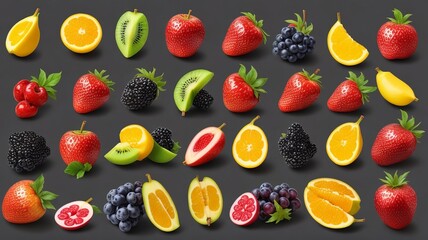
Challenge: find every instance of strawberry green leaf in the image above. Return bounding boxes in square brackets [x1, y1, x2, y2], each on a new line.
[42, 200, 56, 210]
[241, 12, 269, 44]
[90, 69, 115, 91]
[398, 110, 424, 139]
[39, 191, 58, 201]
[30, 175, 58, 210]
[347, 71, 377, 104]
[237, 64, 268, 99]
[380, 171, 410, 188]
[266, 200, 292, 224]
[285, 10, 314, 35]
[31, 174, 44, 194]
[300, 69, 322, 86]
[388, 9, 412, 24]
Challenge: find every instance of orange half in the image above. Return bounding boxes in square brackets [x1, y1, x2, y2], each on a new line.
[60, 13, 102, 53]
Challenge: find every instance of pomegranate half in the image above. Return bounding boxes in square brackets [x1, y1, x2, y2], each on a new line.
[229, 192, 259, 226]
[55, 200, 94, 230]
[184, 123, 226, 166]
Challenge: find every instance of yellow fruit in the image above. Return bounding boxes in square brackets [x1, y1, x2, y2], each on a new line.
[232, 115, 268, 168]
[142, 174, 180, 232]
[327, 13, 369, 66]
[5, 8, 40, 57]
[326, 116, 364, 166]
[304, 178, 363, 229]
[188, 176, 223, 226]
[60, 13, 102, 53]
[375, 68, 418, 106]
[119, 124, 154, 160]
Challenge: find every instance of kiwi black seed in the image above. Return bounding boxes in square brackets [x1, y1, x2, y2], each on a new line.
[115, 10, 149, 58]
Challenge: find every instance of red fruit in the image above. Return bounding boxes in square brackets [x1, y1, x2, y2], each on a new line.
[73, 69, 115, 114]
[165, 10, 205, 58]
[24, 82, 48, 106]
[327, 71, 377, 112]
[229, 192, 259, 226]
[375, 171, 417, 230]
[15, 100, 38, 118]
[2, 175, 58, 224]
[13, 79, 30, 102]
[377, 9, 418, 60]
[278, 69, 321, 112]
[223, 65, 267, 112]
[184, 123, 226, 167]
[60, 121, 100, 179]
[55, 199, 94, 231]
[222, 12, 268, 56]
[371, 110, 424, 166]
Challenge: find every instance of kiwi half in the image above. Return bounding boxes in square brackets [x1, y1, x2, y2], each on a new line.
[173, 69, 214, 116]
[115, 9, 149, 58]
[104, 142, 139, 165]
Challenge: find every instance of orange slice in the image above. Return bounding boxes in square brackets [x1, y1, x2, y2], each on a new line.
[188, 176, 223, 226]
[142, 174, 180, 232]
[119, 124, 154, 160]
[326, 116, 364, 166]
[232, 116, 268, 168]
[327, 13, 369, 66]
[304, 178, 363, 229]
[60, 13, 102, 53]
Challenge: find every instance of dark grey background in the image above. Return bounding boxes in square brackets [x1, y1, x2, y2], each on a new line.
[0, 0, 426, 239]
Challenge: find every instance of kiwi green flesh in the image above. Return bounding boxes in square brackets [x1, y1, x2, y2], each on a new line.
[115, 11, 149, 58]
[147, 141, 177, 163]
[174, 69, 214, 112]
[105, 142, 139, 165]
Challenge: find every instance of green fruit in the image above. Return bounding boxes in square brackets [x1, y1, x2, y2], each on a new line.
[104, 142, 139, 165]
[115, 9, 149, 58]
[174, 69, 214, 116]
[148, 141, 180, 163]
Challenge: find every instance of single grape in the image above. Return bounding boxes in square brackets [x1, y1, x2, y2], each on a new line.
[259, 210, 269, 221]
[119, 220, 132, 232]
[260, 182, 273, 191]
[109, 213, 120, 225]
[103, 202, 115, 215]
[129, 217, 140, 227]
[260, 187, 271, 200]
[278, 42, 286, 50]
[269, 192, 280, 203]
[111, 194, 126, 206]
[298, 44, 307, 53]
[289, 27, 297, 35]
[272, 47, 279, 55]
[127, 204, 140, 218]
[281, 27, 292, 38]
[273, 185, 282, 193]
[135, 193, 143, 205]
[289, 45, 298, 54]
[116, 207, 130, 221]
[123, 182, 134, 191]
[252, 188, 261, 199]
[263, 202, 275, 215]
[134, 181, 142, 188]
[292, 32, 304, 43]
[288, 55, 297, 63]
[279, 197, 290, 209]
[259, 200, 267, 210]
[126, 192, 137, 205]
[291, 198, 302, 210]
[275, 34, 284, 42]
[106, 189, 117, 202]
[134, 187, 142, 193]
[117, 185, 129, 195]
[288, 188, 298, 200]
[284, 38, 293, 47]
[297, 52, 306, 59]
[273, 41, 279, 47]
[280, 183, 290, 189]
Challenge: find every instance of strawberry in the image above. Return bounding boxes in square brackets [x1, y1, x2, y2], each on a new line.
[375, 171, 417, 230]
[60, 121, 100, 179]
[222, 12, 268, 56]
[223, 64, 267, 112]
[377, 9, 418, 60]
[73, 69, 114, 114]
[2, 175, 58, 224]
[165, 10, 205, 58]
[278, 69, 321, 112]
[371, 110, 424, 166]
[327, 71, 377, 112]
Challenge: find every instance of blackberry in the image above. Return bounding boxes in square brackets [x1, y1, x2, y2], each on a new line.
[278, 123, 317, 168]
[121, 68, 166, 110]
[8, 131, 50, 173]
[151, 127, 174, 151]
[192, 89, 213, 110]
[272, 10, 315, 63]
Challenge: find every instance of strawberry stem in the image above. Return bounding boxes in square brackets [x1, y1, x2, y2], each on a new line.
[313, 68, 320, 75]
[218, 123, 226, 130]
[80, 120, 87, 133]
[186, 10, 192, 20]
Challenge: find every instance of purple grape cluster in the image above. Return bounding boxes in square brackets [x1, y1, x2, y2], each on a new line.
[251, 182, 301, 221]
[103, 181, 144, 232]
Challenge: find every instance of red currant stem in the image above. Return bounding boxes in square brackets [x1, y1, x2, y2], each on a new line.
[313, 69, 320, 75]
[34, 8, 40, 16]
[337, 12, 341, 22]
[218, 123, 226, 130]
[85, 197, 93, 203]
[80, 120, 87, 133]
[186, 9, 192, 20]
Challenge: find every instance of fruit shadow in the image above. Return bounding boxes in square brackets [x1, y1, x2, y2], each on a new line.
[126, 217, 158, 235]
[329, 107, 373, 118]
[175, 51, 205, 62]
[328, 220, 365, 233]
[189, 154, 229, 170]
[127, 48, 148, 60]
[81, 104, 112, 116]
[14, 158, 54, 177]
[8, 215, 55, 232]
[240, 160, 272, 175]
[381, 157, 419, 169]
[230, 107, 265, 118]
[230, 48, 267, 61]
[394, 223, 418, 234]
[291, 157, 319, 172]
[19, 104, 53, 121]
[127, 105, 164, 115]
[11, 50, 42, 61]
[388, 53, 420, 64]
[338, 158, 364, 170]
[185, 107, 215, 117]
[68, 48, 102, 60]
[280, 104, 322, 116]
[247, 211, 305, 229]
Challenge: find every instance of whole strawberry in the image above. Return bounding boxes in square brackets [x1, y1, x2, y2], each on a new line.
[377, 9, 418, 60]
[60, 121, 100, 179]
[371, 110, 424, 166]
[222, 12, 268, 56]
[73, 70, 114, 114]
[278, 69, 321, 112]
[375, 171, 417, 230]
[327, 71, 377, 112]
[2, 175, 58, 224]
[165, 10, 205, 58]
[223, 64, 267, 112]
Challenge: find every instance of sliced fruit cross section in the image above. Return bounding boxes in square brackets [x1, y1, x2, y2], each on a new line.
[232, 116, 268, 168]
[188, 176, 223, 226]
[142, 174, 179, 232]
[6, 8, 40, 57]
[119, 124, 154, 160]
[60, 13, 102, 53]
[229, 192, 259, 226]
[55, 199, 94, 230]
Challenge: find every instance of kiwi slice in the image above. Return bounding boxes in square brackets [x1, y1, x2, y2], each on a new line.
[104, 142, 139, 165]
[115, 9, 149, 58]
[173, 69, 214, 116]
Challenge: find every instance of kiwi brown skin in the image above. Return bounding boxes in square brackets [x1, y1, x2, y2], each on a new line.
[115, 9, 149, 58]
[104, 142, 140, 165]
[173, 69, 214, 116]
